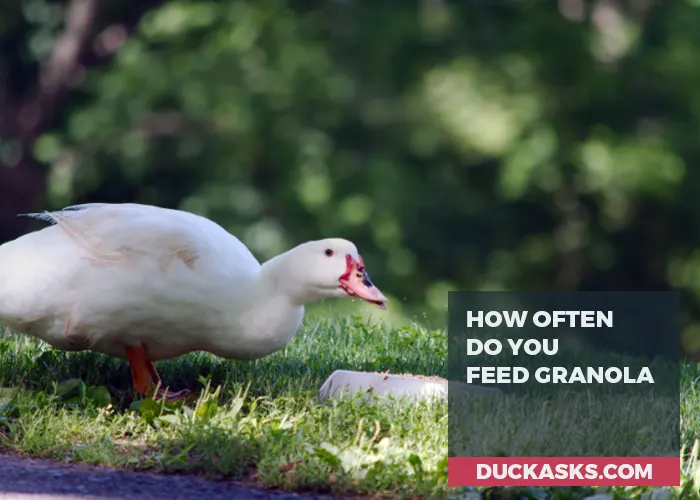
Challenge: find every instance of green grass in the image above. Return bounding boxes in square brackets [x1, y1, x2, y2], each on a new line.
[0, 316, 448, 498]
[1, 316, 700, 499]
[451, 391, 678, 458]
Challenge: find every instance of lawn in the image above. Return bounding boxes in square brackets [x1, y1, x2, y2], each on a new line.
[0, 315, 448, 498]
[0, 315, 699, 499]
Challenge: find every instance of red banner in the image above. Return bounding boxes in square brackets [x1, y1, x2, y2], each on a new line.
[448, 457, 680, 487]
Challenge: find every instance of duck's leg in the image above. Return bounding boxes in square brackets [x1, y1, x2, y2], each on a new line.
[125, 345, 151, 396]
[146, 359, 193, 401]
[125, 344, 193, 400]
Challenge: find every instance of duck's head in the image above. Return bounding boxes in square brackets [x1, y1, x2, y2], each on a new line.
[278, 238, 388, 309]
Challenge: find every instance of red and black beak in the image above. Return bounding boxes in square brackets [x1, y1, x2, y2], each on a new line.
[339, 255, 387, 309]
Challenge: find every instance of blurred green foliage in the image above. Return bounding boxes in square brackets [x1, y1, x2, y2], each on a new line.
[3, 0, 700, 353]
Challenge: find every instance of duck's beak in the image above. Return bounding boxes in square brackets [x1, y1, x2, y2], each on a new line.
[339, 254, 388, 309]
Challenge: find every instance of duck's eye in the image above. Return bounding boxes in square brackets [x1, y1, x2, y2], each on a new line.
[324, 249, 334, 257]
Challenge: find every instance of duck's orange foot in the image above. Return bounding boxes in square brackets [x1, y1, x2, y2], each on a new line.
[125, 344, 197, 402]
[154, 387, 195, 402]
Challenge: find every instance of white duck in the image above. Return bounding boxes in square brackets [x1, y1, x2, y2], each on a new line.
[0, 203, 387, 398]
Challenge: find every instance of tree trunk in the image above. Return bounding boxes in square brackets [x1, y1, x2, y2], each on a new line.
[0, 150, 48, 241]
[0, 0, 168, 242]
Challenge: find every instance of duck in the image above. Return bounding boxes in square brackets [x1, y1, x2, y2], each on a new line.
[0, 203, 387, 399]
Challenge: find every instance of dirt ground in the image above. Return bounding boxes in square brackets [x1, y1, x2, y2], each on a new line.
[0, 453, 336, 500]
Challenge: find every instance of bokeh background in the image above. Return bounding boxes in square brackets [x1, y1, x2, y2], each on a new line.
[1, 0, 699, 355]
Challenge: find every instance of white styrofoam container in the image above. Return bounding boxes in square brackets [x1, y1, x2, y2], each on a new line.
[318, 369, 501, 403]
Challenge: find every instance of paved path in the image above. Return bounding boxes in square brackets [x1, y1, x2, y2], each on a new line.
[0, 453, 336, 500]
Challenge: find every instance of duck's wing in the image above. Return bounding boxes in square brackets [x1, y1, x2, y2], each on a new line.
[21, 203, 260, 276]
